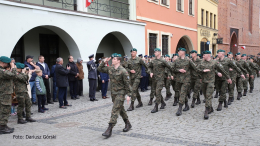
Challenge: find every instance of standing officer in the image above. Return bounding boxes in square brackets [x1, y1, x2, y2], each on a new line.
[87, 54, 98, 101]
[0, 56, 17, 134]
[98, 54, 132, 138]
[125, 49, 148, 111]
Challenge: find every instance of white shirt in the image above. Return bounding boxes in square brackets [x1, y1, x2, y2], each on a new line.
[38, 62, 45, 70]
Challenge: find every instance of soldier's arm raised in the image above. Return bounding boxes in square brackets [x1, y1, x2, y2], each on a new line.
[97, 60, 109, 74]
[0, 68, 17, 79]
[16, 73, 29, 82]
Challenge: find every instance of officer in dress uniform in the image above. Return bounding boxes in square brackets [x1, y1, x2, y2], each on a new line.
[87, 54, 98, 101]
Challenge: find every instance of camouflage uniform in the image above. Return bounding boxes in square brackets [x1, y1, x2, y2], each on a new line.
[254, 57, 260, 77]
[97, 62, 132, 126]
[243, 61, 252, 91]
[164, 61, 172, 97]
[170, 61, 178, 101]
[236, 59, 249, 93]
[14, 72, 32, 120]
[247, 61, 259, 90]
[190, 57, 202, 100]
[0, 67, 17, 126]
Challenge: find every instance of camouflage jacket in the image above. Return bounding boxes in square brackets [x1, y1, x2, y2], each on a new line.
[191, 57, 202, 79]
[247, 60, 259, 75]
[148, 57, 172, 81]
[236, 59, 251, 75]
[254, 57, 260, 66]
[14, 72, 29, 93]
[125, 57, 148, 79]
[0, 66, 17, 94]
[217, 57, 243, 80]
[173, 57, 198, 83]
[165, 61, 174, 78]
[197, 59, 230, 83]
[98, 62, 132, 96]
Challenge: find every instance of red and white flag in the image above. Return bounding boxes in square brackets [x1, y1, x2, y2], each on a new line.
[241, 46, 246, 49]
[86, 0, 93, 7]
[234, 44, 237, 47]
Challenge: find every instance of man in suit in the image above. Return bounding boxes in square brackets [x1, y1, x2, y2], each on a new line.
[50, 62, 58, 102]
[36, 55, 53, 104]
[55, 57, 72, 109]
[67, 55, 79, 100]
[87, 54, 98, 101]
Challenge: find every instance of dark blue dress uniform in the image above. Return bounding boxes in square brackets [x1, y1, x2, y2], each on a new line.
[100, 71, 109, 97]
[87, 54, 98, 101]
[140, 65, 147, 92]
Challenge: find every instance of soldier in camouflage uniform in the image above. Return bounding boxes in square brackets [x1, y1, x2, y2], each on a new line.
[148, 48, 172, 113]
[241, 54, 253, 96]
[98, 54, 132, 138]
[171, 54, 179, 106]
[254, 53, 260, 77]
[122, 55, 128, 68]
[215, 50, 245, 111]
[197, 51, 232, 119]
[164, 54, 174, 101]
[189, 50, 202, 108]
[173, 48, 198, 116]
[0, 56, 17, 134]
[247, 57, 260, 93]
[14, 63, 36, 124]
[124, 48, 148, 111]
[148, 55, 156, 105]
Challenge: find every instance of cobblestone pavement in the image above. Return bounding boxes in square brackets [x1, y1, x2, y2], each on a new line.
[2, 79, 260, 146]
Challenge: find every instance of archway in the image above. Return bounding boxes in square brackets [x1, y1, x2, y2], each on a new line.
[200, 37, 209, 54]
[176, 35, 194, 54]
[230, 32, 238, 54]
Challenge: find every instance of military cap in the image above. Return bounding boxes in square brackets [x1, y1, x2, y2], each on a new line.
[204, 50, 211, 54]
[144, 55, 148, 58]
[190, 50, 197, 54]
[178, 48, 186, 52]
[185, 54, 189, 57]
[217, 49, 225, 53]
[165, 54, 170, 58]
[249, 57, 254, 60]
[197, 54, 201, 57]
[152, 54, 155, 57]
[175, 53, 179, 57]
[227, 52, 233, 56]
[235, 52, 241, 56]
[88, 54, 94, 58]
[115, 54, 122, 57]
[16, 62, 25, 69]
[26, 55, 34, 60]
[257, 52, 260, 55]
[130, 48, 137, 52]
[154, 48, 161, 52]
[138, 54, 143, 57]
[111, 53, 117, 58]
[241, 54, 247, 57]
[0, 56, 12, 63]
[123, 55, 128, 58]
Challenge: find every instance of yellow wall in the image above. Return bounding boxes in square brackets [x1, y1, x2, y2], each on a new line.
[197, 0, 218, 55]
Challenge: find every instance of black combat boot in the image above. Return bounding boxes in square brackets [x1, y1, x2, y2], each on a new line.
[195, 96, 201, 105]
[200, 90, 203, 95]
[165, 95, 171, 101]
[214, 91, 219, 98]
[136, 101, 143, 108]
[228, 97, 232, 105]
[148, 98, 153, 105]
[237, 92, 242, 100]
[191, 98, 196, 108]
[0, 125, 14, 134]
[183, 101, 190, 111]
[243, 89, 247, 96]
[127, 101, 134, 111]
[176, 103, 183, 116]
[160, 100, 166, 109]
[123, 119, 132, 132]
[203, 99, 206, 103]
[217, 101, 223, 111]
[231, 96, 234, 102]
[187, 93, 191, 99]
[208, 107, 214, 114]
[204, 107, 209, 120]
[151, 103, 158, 113]
[173, 97, 178, 106]
[26, 117, 36, 122]
[18, 119, 27, 124]
[102, 124, 114, 138]
[249, 87, 253, 93]
[223, 100, 228, 108]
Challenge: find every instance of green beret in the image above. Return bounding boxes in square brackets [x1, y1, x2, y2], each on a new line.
[249, 57, 254, 60]
[225, 55, 227, 57]
[235, 52, 241, 56]
[204, 51, 211, 54]
[227, 52, 233, 56]
[175, 53, 179, 57]
[152, 54, 155, 57]
[185, 54, 189, 57]
[164, 54, 170, 58]
[0, 56, 12, 63]
[178, 48, 186, 52]
[217, 49, 225, 53]
[190, 50, 197, 54]
[114, 54, 122, 57]
[154, 48, 161, 52]
[111, 53, 117, 58]
[130, 48, 137, 52]
[241, 54, 247, 57]
[16, 62, 25, 69]
[197, 54, 201, 57]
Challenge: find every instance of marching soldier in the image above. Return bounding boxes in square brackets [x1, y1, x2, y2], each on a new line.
[164, 54, 173, 101]
[241, 54, 253, 96]
[248, 57, 260, 93]
[171, 54, 179, 106]
[98, 54, 132, 138]
[254, 53, 260, 77]
[148, 55, 156, 106]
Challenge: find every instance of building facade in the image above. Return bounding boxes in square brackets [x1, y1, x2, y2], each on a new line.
[218, 0, 260, 55]
[197, 0, 218, 56]
[0, 0, 144, 94]
[136, 0, 197, 56]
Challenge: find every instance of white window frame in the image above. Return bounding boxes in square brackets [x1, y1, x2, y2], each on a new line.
[147, 30, 160, 55]
[161, 32, 172, 55]
[147, 0, 159, 5]
[176, 0, 184, 13]
[188, 0, 195, 17]
[160, 0, 170, 8]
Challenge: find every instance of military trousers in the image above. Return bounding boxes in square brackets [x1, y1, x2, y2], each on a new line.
[150, 78, 156, 99]
[243, 77, 249, 90]
[171, 80, 179, 98]
[109, 94, 128, 126]
[152, 79, 165, 105]
[215, 79, 220, 92]
[190, 78, 201, 99]
[228, 78, 236, 98]
[0, 94, 12, 126]
[130, 78, 141, 102]
[17, 92, 32, 120]
[175, 82, 189, 105]
[216, 80, 228, 102]
[249, 75, 255, 89]
[164, 78, 172, 96]
[236, 77, 243, 92]
[202, 82, 214, 108]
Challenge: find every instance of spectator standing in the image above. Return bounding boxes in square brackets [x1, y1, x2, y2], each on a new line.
[100, 61, 109, 99]
[66, 55, 79, 100]
[76, 58, 84, 96]
[87, 54, 98, 101]
[50, 62, 58, 102]
[36, 55, 53, 104]
[35, 70, 48, 113]
[55, 57, 72, 109]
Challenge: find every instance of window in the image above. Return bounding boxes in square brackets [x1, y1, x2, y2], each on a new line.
[149, 33, 157, 56]
[11, 37, 24, 63]
[214, 14, 216, 29]
[201, 9, 204, 25]
[162, 35, 169, 55]
[189, 0, 193, 15]
[210, 13, 212, 28]
[206, 11, 208, 27]
[161, 0, 167, 5]
[177, 0, 182, 11]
